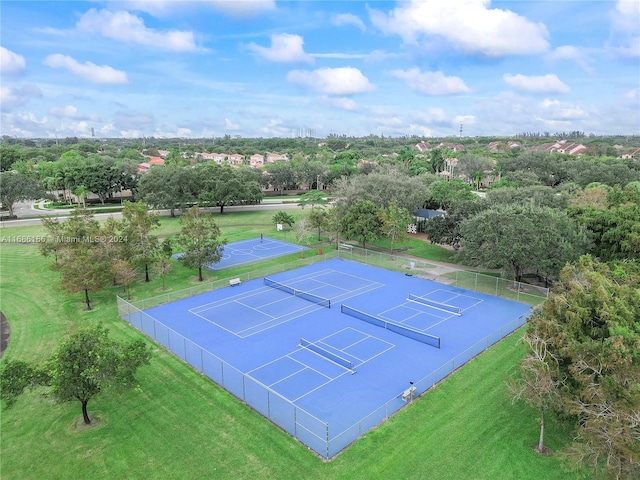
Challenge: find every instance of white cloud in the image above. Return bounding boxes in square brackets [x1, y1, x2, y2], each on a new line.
[100, 123, 116, 135]
[287, 67, 374, 95]
[205, 0, 276, 17]
[224, 118, 240, 130]
[415, 107, 449, 124]
[48, 105, 100, 121]
[0, 47, 26, 76]
[608, 1, 640, 58]
[0, 84, 42, 111]
[333, 13, 366, 32]
[76, 9, 197, 52]
[623, 87, 640, 102]
[115, 0, 275, 17]
[44, 54, 128, 84]
[391, 68, 471, 95]
[539, 98, 586, 120]
[370, 0, 549, 56]
[547, 46, 594, 73]
[318, 96, 358, 111]
[247, 34, 313, 63]
[503, 73, 570, 93]
[454, 114, 476, 126]
[260, 119, 290, 136]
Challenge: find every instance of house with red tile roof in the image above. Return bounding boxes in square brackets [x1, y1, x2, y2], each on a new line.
[414, 141, 431, 152]
[618, 147, 640, 159]
[227, 153, 244, 166]
[249, 154, 265, 167]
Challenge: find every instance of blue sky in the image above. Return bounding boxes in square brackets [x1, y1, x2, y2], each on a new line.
[1, 1, 638, 139]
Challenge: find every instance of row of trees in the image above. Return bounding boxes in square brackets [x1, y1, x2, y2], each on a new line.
[421, 183, 640, 283]
[39, 202, 227, 308]
[137, 163, 263, 216]
[511, 257, 640, 479]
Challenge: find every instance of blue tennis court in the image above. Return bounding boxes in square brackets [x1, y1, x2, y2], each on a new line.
[173, 236, 308, 271]
[120, 258, 532, 458]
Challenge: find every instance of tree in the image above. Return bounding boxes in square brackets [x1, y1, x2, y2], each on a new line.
[98, 217, 127, 285]
[378, 199, 412, 254]
[176, 206, 226, 281]
[295, 216, 313, 257]
[330, 165, 430, 213]
[307, 207, 328, 240]
[0, 325, 150, 425]
[0, 144, 25, 172]
[509, 331, 562, 455]
[426, 179, 476, 210]
[73, 185, 89, 207]
[0, 171, 43, 217]
[272, 210, 295, 228]
[422, 198, 486, 250]
[524, 257, 640, 479]
[297, 190, 329, 209]
[0, 360, 39, 407]
[430, 149, 445, 174]
[265, 162, 298, 191]
[197, 164, 263, 214]
[154, 238, 174, 290]
[40, 209, 111, 310]
[122, 201, 160, 282]
[113, 259, 138, 299]
[340, 200, 382, 249]
[137, 165, 198, 217]
[76, 158, 120, 204]
[460, 204, 588, 282]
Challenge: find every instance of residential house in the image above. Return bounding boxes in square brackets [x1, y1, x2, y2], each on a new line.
[486, 141, 522, 152]
[619, 147, 640, 159]
[437, 142, 466, 152]
[531, 140, 587, 155]
[137, 156, 164, 173]
[266, 153, 289, 163]
[414, 141, 431, 152]
[227, 153, 244, 166]
[249, 154, 265, 167]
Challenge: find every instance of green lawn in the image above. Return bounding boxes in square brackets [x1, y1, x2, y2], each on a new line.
[0, 212, 579, 480]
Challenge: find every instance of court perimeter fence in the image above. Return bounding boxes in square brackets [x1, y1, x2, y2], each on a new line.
[336, 244, 549, 305]
[116, 246, 547, 458]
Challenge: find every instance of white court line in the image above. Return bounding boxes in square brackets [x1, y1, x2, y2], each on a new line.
[291, 370, 351, 403]
[235, 300, 324, 336]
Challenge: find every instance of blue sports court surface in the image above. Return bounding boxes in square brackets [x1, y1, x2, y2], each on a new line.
[120, 258, 532, 458]
[173, 236, 308, 271]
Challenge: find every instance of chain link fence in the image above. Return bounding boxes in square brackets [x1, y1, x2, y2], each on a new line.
[116, 245, 546, 458]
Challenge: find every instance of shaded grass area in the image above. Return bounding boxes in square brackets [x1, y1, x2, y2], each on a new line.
[0, 213, 577, 480]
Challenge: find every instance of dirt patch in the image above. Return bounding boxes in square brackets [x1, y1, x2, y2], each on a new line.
[67, 411, 108, 433]
[0, 311, 9, 359]
[532, 445, 554, 456]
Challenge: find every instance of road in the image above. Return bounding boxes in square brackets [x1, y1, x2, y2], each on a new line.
[0, 200, 302, 228]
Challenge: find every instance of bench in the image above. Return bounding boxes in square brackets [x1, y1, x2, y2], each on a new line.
[401, 385, 416, 402]
[229, 278, 241, 287]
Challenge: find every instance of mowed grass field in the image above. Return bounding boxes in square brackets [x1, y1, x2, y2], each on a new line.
[0, 210, 578, 480]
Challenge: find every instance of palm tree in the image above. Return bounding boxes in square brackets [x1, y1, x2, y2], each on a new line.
[73, 185, 89, 207]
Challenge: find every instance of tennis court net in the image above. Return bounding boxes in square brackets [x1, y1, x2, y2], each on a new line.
[407, 294, 461, 316]
[300, 338, 355, 371]
[341, 304, 441, 348]
[264, 277, 331, 308]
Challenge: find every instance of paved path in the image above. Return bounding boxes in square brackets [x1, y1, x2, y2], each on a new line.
[0, 199, 302, 228]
